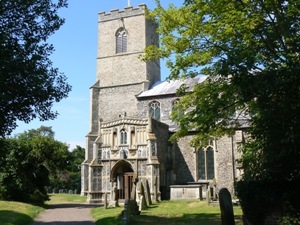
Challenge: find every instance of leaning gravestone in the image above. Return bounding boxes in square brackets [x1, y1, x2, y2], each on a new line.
[130, 177, 138, 201]
[219, 188, 235, 225]
[139, 196, 144, 212]
[145, 180, 152, 205]
[139, 181, 147, 209]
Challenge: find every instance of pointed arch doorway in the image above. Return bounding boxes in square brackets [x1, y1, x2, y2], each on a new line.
[111, 160, 134, 201]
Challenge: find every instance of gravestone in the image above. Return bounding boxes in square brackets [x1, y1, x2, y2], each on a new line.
[145, 180, 152, 205]
[121, 199, 140, 225]
[108, 181, 119, 207]
[122, 199, 129, 225]
[104, 193, 108, 209]
[206, 188, 211, 205]
[130, 199, 140, 215]
[139, 196, 145, 211]
[211, 178, 217, 200]
[153, 176, 158, 202]
[130, 177, 138, 201]
[219, 188, 235, 225]
[139, 182, 147, 209]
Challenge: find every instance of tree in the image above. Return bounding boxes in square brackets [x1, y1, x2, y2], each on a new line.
[0, 126, 69, 205]
[0, 0, 71, 137]
[67, 145, 85, 191]
[49, 145, 85, 191]
[143, 0, 300, 223]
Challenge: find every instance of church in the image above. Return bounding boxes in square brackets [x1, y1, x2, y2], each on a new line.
[81, 4, 245, 203]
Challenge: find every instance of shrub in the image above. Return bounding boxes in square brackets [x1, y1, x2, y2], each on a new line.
[236, 180, 300, 225]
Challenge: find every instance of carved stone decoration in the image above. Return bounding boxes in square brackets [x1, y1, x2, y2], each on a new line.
[101, 118, 148, 128]
[120, 149, 125, 159]
[111, 149, 119, 156]
[129, 149, 137, 156]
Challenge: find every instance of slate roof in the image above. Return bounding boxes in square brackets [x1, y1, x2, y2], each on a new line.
[138, 76, 207, 98]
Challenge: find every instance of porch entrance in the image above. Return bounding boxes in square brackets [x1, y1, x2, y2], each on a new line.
[118, 172, 134, 200]
[111, 160, 134, 201]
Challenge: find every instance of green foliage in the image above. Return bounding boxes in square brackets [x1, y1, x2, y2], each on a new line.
[0, 0, 71, 137]
[236, 180, 300, 225]
[144, 0, 300, 223]
[49, 145, 85, 191]
[67, 145, 85, 190]
[0, 126, 70, 205]
[279, 215, 300, 225]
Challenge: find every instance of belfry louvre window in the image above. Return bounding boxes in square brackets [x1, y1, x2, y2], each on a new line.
[198, 146, 215, 180]
[149, 101, 161, 121]
[116, 28, 127, 53]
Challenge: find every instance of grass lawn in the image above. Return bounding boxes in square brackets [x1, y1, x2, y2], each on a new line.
[0, 201, 44, 225]
[46, 193, 87, 204]
[92, 200, 243, 225]
[0, 194, 243, 225]
[0, 194, 86, 225]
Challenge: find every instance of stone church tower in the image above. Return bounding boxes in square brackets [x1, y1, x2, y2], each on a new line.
[81, 4, 168, 203]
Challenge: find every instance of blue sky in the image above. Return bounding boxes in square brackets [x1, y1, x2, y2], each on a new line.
[12, 0, 183, 150]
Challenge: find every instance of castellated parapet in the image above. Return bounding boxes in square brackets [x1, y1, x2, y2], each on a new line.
[99, 4, 147, 22]
[96, 3, 160, 88]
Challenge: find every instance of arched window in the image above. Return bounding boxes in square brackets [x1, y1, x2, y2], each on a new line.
[198, 145, 215, 180]
[130, 130, 135, 147]
[120, 129, 127, 144]
[149, 101, 161, 121]
[116, 28, 127, 53]
[172, 99, 183, 118]
[113, 131, 117, 148]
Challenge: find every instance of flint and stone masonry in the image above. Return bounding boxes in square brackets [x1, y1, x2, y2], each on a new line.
[81, 4, 244, 203]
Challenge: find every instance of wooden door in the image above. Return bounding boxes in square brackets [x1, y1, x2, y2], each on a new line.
[123, 172, 134, 200]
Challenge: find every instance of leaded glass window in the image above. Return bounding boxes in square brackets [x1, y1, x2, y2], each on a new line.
[149, 101, 161, 121]
[120, 129, 127, 144]
[198, 146, 215, 180]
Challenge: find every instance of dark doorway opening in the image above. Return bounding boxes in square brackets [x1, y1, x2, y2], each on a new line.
[111, 160, 134, 201]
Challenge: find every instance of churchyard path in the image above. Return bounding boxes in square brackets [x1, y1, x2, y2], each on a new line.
[31, 203, 99, 225]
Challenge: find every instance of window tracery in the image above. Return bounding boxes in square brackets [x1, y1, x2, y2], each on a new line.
[149, 101, 161, 121]
[116, 28, 127, 53]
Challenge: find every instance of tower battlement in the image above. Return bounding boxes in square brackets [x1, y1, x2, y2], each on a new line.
[99, 4, 147, 22]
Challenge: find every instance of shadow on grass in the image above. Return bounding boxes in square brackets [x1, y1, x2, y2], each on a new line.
[46, 203, 100, 209]
[0, 210, 33, 225]
[132, 213, 222, 225]
[95, 212, 222, 225]
[31, 221, 94, 225]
